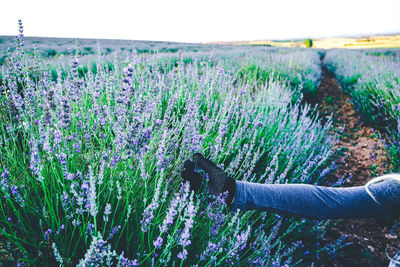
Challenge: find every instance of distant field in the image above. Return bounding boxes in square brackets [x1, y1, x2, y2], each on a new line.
[0, 35, 216, 58]
[208, 34, 400, 49]
[2, 34, 400, 62]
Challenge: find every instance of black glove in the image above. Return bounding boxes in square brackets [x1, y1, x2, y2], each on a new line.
[193, 153, 236, 205]
[181, 159, 202, 191]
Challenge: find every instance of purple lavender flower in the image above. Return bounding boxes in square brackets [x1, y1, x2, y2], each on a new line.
[60, 97, 71, 129]
[118, 252, 138, 267]
[44, 228, 53, 241]
[177, 249, 188, 260]
[72, 219, 81, 227]
[87, 166, 98, 217]
[84, 132, 91, 150]
[122, 64, 135, 94]
[52, 242, 63, 265]
[155, 131, 169, 171]
[71, 58, 80, 79]
[153, 236, 163, 249]
[16, 19, 24, 55]
[123, 64, 135, 78]
[0, 168, 10, 195]
[53, 129, 63, 145]
[29, 137, 44, 182]
[61, 191, 71, 211]
[179, 195, 198, 248]
[140, 177, 162, 232]
[66, 173, 74, 181]
[10, 185, 25, 207]
[72, 139, 82, 154]
[103, 203, 111, 222]
[77, 234, 116, 267]
[107, 225, 121, 241]
[87, 223, 95, 235]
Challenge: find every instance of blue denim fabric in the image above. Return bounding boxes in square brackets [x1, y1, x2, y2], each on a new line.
[232, 178, 400, 219]
[231, 177, 400, 266]
[389, 249, 400, 267]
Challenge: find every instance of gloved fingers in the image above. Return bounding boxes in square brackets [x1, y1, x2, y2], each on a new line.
[181, 168, 202, 191]
[183, 159, 195, 171]
[193, 153, 221, 173]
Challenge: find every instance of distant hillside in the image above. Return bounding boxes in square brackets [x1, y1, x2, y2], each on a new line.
[0, 36, 214, 57]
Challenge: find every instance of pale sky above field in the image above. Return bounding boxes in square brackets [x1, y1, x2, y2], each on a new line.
[1, 0, 400, 43]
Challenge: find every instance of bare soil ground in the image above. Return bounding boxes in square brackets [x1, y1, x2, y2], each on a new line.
[314, 63, 398, 266]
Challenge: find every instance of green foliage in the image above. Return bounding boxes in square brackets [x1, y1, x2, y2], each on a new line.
[388, 123, 400, 172]
[325, 51, 400, 130]
[233, 50, 322, 100]
[46, 49, 57, 57]
[235, 64, 269, 86]
[137, 48, 151, 54]
[389, 140, 400, 172]
[250, 44, 272, 47]
[164, 48, 179, 53]
[0, 55, 7, 66]
[325, 95, 334, 105]
[317, 50, 326, 60]
[304, 39, 313, 48]
[77, 65, 88, 77]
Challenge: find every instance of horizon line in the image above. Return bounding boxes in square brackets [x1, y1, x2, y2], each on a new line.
[2, 31, 400, 45]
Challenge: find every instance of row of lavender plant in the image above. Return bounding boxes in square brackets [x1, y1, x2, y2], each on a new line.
[324, 50, 400, 171]
[35, 46, 323, 104]
[0, 22, 344, 266]
[119, 46, 323, 97]
[230, 48, 322, 101]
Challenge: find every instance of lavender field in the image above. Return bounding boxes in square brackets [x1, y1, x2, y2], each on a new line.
[0, 21, 399, 266]
[324, 50, 400, 172]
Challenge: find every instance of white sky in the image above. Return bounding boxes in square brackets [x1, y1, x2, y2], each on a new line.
[1, 0, 400, 43]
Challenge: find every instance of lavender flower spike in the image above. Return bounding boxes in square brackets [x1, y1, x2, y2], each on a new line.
[88, 166, 98, 218]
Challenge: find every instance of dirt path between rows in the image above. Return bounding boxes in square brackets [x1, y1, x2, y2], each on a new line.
[314, 61, 398, 266]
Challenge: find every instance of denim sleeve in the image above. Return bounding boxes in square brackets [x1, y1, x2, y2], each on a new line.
[389, 249, 400, 267]
[231, 179, 400, 219]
